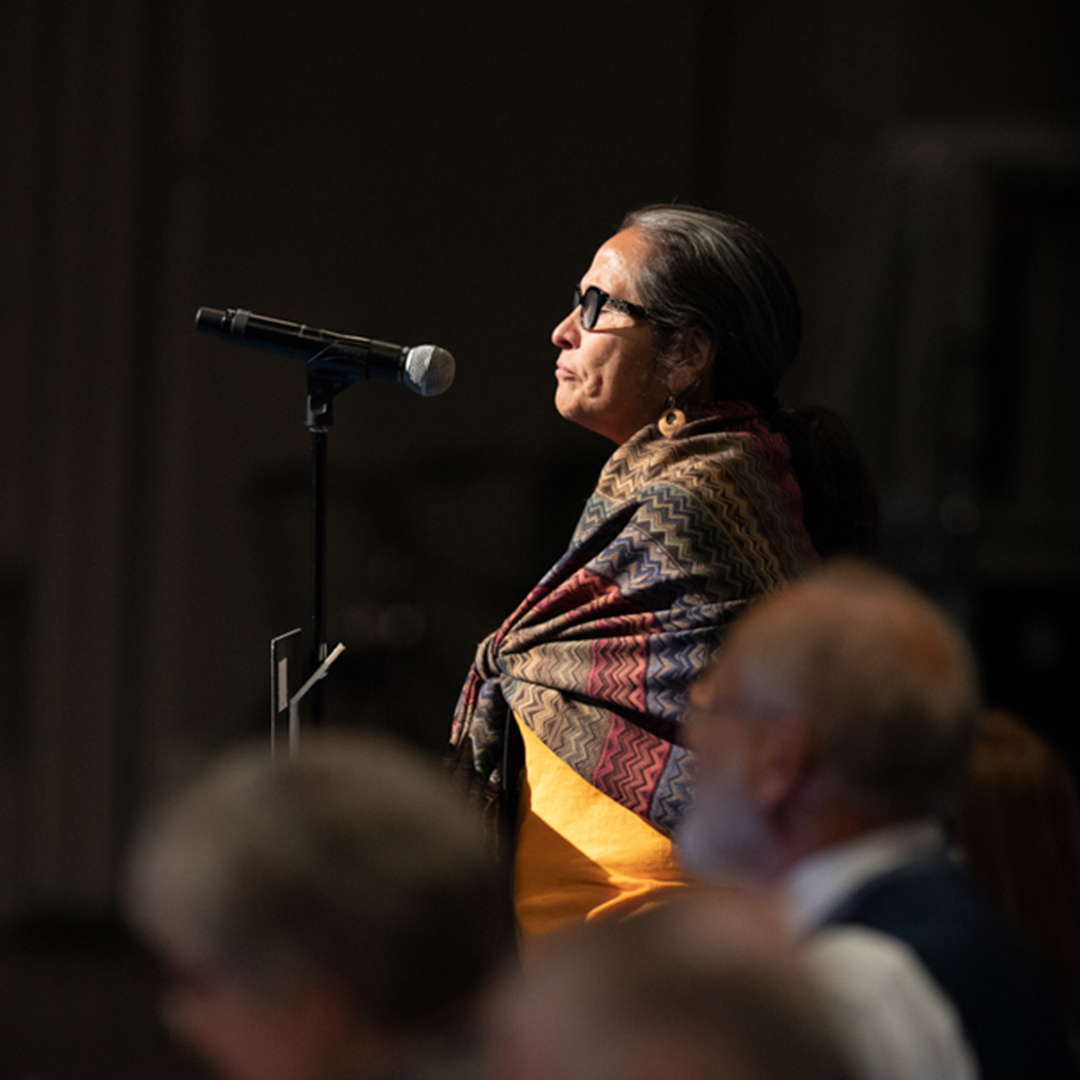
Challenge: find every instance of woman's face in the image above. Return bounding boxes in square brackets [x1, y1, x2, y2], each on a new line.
[551, 228, 670, 444]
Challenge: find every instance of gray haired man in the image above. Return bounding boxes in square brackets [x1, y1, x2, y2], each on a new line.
[680, 561, 1076, 1080]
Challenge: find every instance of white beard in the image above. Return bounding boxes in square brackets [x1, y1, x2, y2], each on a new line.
[677, 769, 781, 885]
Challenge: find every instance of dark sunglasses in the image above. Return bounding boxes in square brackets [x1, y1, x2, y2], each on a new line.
[572, 285, 654, 331]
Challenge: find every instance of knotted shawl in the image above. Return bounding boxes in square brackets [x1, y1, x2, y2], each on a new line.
[450, 402, 817, 834]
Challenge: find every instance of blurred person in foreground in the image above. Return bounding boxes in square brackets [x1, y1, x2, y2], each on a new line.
[958, 710, 1080, 1056]
[680, 561, 1078, 1080]
[123, 732, 510, 1080]
[450, 204, 877, 939]
[486, 891, 858, 1080]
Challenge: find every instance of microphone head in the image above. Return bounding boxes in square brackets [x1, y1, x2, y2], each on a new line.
[403, 345, 455, 396]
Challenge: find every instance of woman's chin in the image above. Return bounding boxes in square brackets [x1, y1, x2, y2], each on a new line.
[554, 390, 636, 443]
[553, 387, 582, 424]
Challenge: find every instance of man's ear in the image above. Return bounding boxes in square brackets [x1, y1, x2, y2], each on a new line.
[746, 717, 812, 814]
[666, 329, 716, 396]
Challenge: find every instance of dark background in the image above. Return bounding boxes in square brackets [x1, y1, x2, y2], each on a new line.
[0, 1, 1078, 1075]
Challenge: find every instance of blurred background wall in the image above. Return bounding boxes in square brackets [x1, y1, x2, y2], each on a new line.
[0, 0, 1077, 929]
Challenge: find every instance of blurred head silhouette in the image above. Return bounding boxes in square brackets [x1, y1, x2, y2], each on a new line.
[681, 559, 979, 884]
[486, 891, 856, 1080]
[958, 710, 1080, 1051]
[124, 731, 508, 1080]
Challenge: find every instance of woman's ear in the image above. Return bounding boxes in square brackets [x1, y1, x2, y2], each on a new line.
[666, 329, 716, 396]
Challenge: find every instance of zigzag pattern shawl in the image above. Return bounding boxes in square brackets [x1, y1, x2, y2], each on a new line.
[450, 402, 818, 834]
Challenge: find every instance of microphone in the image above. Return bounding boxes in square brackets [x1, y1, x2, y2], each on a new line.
[194, 307, 455, 397]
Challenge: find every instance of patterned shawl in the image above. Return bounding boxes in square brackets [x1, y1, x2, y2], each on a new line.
[450, 402, 817, 834]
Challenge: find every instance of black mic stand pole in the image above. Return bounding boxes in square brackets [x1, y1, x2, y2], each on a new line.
[300, 347, 363, 728]
[266, 362, 353, 752]
[306, 376, 333, 726]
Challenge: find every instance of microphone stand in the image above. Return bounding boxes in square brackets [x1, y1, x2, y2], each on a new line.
[307, 380, 331, 726]
[303, 346, 368, 727]
[196, 306, 421, 745]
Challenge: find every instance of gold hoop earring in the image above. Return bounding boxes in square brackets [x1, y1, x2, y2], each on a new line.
[658, 401, 687, 438]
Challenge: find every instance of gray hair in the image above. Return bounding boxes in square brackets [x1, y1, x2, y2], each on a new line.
[731, 561, 980, 818]
[622, 204, 802, 403]
[489, 893, 856, 1080]
[123, 731, 506, 1031]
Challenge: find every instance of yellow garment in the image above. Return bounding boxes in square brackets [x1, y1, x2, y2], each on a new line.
[514, 716, 690, 938]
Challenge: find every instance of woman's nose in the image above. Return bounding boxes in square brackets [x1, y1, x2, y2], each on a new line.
[551, 309, 579, 350]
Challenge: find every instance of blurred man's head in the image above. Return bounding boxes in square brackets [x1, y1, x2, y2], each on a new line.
[487, 892, 856, 1080]
[680, 561, 979, 883]
[124, 731, 507, 1080]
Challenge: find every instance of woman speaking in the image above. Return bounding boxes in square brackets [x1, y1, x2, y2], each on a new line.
[450, 205, 875, 938]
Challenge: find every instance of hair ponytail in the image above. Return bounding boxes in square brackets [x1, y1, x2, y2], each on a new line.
[770, 405, 880, 558]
